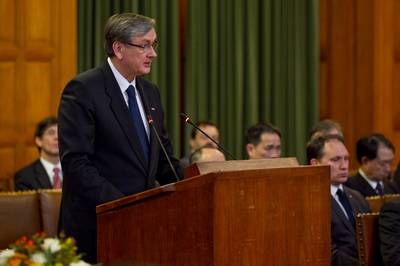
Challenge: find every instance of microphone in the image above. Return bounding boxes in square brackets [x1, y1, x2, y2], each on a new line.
[180, 112, 236, 160]
[147, 116, 180, 182]
[136, 83, 180, 182]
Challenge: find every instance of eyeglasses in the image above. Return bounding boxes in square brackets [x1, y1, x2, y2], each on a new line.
[126, 40, 158, 53]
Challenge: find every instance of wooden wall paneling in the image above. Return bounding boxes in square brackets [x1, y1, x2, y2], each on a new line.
[0, 62, 16, 142]
[320, 0, 400, 168]
[25, 62, 52, 134]
[372, 0, 393, 133]
[0, 148, 15, 190]
[354, 0, 374, 139]
[25, 0, 51, 44]
[0, 0, 16, 44]
[392, 0, 400, 165]
[0, 0, 76, 190]
[0, 0, 18, 189]
[319, 0, 359, 168]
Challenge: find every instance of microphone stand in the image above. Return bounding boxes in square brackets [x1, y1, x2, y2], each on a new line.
[180, 113, 236, 160]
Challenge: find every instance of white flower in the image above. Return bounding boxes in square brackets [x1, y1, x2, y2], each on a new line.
[42, 238, 61, 253]
[31, 252, 47, 264]
[70, 260, 91, 266]
[0, 249, 15, 265]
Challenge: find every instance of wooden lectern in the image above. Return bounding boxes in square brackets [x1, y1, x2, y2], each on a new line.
[97, 160, 331, 265]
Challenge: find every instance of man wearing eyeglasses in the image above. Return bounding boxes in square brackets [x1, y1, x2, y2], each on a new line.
[58, 13, 182, 263]
[346, 133, 398, 197]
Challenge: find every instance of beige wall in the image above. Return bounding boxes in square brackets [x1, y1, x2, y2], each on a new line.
[0, 0, 76, 189]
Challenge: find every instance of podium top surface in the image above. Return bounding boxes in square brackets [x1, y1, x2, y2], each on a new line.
[96, 163, 329, 215]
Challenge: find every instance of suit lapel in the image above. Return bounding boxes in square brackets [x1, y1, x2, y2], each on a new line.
[355, 173, 377, 196]
[361, 175, 376, 195]
[101, 64, 148, 172]
[35, 160, 52, 188]
[331, 196, 355, 234]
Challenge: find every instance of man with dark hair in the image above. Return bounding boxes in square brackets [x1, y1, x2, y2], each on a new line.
[14, 116, 61, 191]
[306, 135, 370, 266]
[379, 199, 400, 266]
[346, 133, 398, 197]
[309, 119, 344, 140]
[245, 122, 281, 159]
[180, 121, 220, 167]
[58, 13, 182, 262]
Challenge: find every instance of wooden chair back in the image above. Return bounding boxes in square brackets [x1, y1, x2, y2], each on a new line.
[356, 213, 383, 266]
[365, 196, 385, 212]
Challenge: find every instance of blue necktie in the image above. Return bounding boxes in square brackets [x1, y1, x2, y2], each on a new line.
[126, 85, 149, 162]
[337, 189, 355, 228]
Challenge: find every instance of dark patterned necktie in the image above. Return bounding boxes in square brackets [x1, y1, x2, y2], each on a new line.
[375, 182, 384, 196]
[126, 85, 149, 162]
[53, 167, 62, 189]
[337, 189, 355, 228]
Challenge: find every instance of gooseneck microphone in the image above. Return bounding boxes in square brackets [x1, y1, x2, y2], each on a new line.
[136, 83, 180, 182]
[146, 115, 180, 182]
[180, 112, 236, 160]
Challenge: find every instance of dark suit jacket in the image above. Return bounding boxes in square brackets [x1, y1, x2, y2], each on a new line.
[14, 159, 52, 191]
[331, 186, 371, 266]
[379, 199, 400, 266]
[58, 62, 182, 263]
[346, 172, 399, 197]
[393, 163, 400, 190]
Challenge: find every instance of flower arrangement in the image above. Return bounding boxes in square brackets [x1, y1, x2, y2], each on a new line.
[0, 233, 91, 266]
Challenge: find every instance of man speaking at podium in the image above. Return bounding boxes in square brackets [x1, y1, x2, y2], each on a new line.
[58, 13, 182, 263]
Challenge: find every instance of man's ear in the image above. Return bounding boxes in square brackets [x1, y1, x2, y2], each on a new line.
[246, 144, 254, 157]
[112, 41, 124, 60]
[310, 158, 320, 166]
[35, 137, 43, 149]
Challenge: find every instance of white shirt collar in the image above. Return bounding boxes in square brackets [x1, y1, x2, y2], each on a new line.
[359, 168, 382, 189]
[330, 184, 344, 197]
[107, 57, 136, 93]
[40, 157, 62, 184]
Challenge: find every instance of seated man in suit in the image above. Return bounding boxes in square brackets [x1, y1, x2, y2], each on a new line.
[180, 121, 220, 168]
[379, 199, 400, 266]
[245, 122, 281, 159]
[309, 119, 344, 140]
[346, 133, 398, 197]
[14, 116, 62, 190]
[307, 135, 370, 266]
[189, 145, 226, 164]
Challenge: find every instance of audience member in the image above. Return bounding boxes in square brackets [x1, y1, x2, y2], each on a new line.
[346, 133, 398, 197]
[245, 122, 281, 159]
[14, 116, 62, 191]
[306, 135, 370, 266]
[379, 199, 400, 266]
[180, 121, 220, 167]
[189, 145, 226, 164]
[309, 119, 344, 140]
